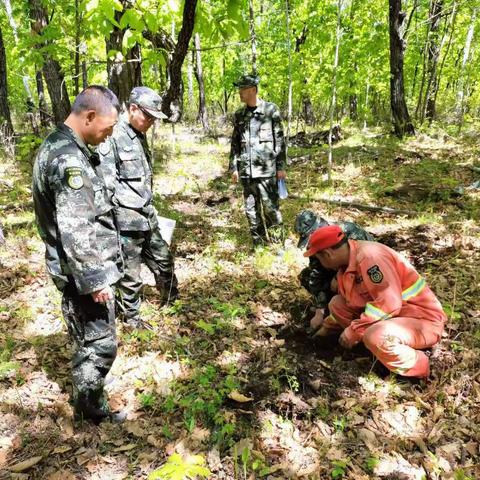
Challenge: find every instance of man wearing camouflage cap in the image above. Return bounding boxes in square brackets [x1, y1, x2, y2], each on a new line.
[33, 86, 122, 423]
[295, 210, 374, 334]
[98, 86, 178, 329]
[229, 74, 286, 246]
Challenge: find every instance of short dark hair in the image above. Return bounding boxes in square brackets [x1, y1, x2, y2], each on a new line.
[71, 86, 120, 115]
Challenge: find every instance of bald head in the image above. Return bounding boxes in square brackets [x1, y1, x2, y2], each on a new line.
[71, 86, 120, 116]
[65, 86, 119, 146]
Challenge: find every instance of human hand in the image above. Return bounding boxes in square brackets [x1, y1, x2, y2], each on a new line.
[231, 171, 239, 183]
[339, 330, 357, 349]
[91, 286, 113, 303]
[276, 170, 286, 180]
[310, 308, 325, 331]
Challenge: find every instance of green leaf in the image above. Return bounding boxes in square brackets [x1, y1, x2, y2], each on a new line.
[144, 12, 159, 32]
[120, 9, 145, 31]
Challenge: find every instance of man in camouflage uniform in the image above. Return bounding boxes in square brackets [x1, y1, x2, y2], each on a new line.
[229, 74, 287, 246]
[98, 87, 178, 329]
[32, 86, 122, 424]
[295, 210, 374, 335]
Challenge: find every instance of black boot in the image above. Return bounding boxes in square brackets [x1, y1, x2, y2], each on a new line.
[73, 390, 111, 425]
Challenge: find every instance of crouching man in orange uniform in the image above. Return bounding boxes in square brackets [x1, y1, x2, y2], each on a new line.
[304, 225, 446, 378]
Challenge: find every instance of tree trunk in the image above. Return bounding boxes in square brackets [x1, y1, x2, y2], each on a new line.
[194, 33, 209, 130]
[106, 6, 143, 106]
[456, 7, 477, 128]
[2, 0, 35, 116]
[327, 0, 342, 183]
[248, 0, 257, 75]
[432, 1, 457, 116]
[161, 0, 198, 122]
[82, 60, 88, 90]
[222, 57, 228, 116]
[423, 0, 443, 123]
[187, 51, 194, 105]
[29, 0, 71, 124]
[35, 70, 49, 128]
[74, 0, 80, 95]
[388, 0, 415, 137]
[0, 25, 13, 137]
[285, 0, 293, 146]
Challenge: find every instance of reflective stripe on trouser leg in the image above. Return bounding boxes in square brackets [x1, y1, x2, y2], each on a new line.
[362, 317, 441, 378]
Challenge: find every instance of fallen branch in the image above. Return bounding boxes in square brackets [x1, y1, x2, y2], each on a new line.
[289, 194, 420, 216]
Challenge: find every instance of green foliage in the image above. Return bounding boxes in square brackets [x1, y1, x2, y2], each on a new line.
[365, 456, 379, 473]
[148, 453, 211, 480]
[0, 336, 20, 380]
[16, 135, 43, 163]
[330, 459, 349, 479]
[138, 391, 157, 410]
[453, 469, 474, 480]
[161, 363, 240, 446]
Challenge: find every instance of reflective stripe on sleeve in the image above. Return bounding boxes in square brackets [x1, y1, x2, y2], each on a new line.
[364, 303, 392, 321]
[402, 277, 426, 301]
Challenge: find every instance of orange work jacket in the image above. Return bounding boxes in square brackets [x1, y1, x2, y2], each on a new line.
[337, 240, 446, 344]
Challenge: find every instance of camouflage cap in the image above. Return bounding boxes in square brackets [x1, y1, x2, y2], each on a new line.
[295, 210, 329, 248]
[233, 74, 260, 89]
[129, 86, 167, 119]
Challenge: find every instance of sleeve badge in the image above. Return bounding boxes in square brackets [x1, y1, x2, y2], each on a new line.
[65, 167, 84, 190]
[367, 265, 383, 284]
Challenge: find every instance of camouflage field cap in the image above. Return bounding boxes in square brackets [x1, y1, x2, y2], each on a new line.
[295, 210, 329, 248]
[129, 86, 167, 119]
[233, 74, 260, 89]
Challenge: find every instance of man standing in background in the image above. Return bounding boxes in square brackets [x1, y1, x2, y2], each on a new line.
[229, 74, 287, 247]
[98, 87, 178, 329]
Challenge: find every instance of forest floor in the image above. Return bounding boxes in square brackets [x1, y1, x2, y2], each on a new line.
[0, 124, 479, 480]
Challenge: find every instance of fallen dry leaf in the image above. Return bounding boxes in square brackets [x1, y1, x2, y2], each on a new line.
[228, 390, 253, 402]
[52, 446, 72, 454]
[9, 455, 43, 472]
[113, 443, 137, 453]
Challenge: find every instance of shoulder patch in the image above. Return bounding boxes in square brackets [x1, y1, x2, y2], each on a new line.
[65, 166, 84, 190]
[367, 265, 383, 284]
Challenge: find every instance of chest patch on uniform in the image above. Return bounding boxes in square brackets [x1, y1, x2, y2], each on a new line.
[65, 167, 84, 190]
[367, 265, 383, 284]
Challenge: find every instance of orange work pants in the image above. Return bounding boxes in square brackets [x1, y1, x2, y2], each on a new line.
[324, 295, 443, 377]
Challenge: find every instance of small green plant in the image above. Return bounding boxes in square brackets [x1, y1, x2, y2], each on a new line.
[138, 392, 157, 410]
[161, 363, 240, 447]
[453, 469, 473, 480]
[365, 456, 379, 473]
[333, 416, 347, 433]
[331, 459, 349, 479]
[148, 453, 211, 480]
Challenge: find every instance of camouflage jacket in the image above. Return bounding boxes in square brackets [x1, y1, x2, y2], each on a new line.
[302, 221, 374, 309]
[229, 99, 286, 179]
[32, 124, 122, 294]
[98, 116, 158, 232]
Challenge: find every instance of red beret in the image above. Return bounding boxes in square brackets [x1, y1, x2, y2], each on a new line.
[303, 225, 345, 257]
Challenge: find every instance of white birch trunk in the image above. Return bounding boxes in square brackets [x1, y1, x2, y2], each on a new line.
[328, 0, 342, 183]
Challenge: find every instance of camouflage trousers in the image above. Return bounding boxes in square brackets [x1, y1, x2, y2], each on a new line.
[62, 283, 117, 417]
[241, 177, 283, 245]
[117, 227, 178, 322]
